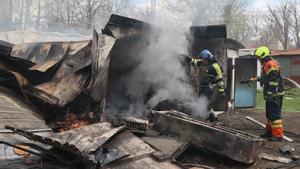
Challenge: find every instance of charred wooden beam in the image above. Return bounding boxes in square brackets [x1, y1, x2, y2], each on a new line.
[151, 110, 265, 164]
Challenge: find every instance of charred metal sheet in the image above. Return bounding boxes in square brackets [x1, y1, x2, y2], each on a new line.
[103, 130, 180, 169]
[190, 25, 227, 39]
[0, 40, 94, 116]
[103, 14, 151, 39]
[53, 41, 91, 80]
[29, 59, 62, 72]
[0, 87, 47, 129]
[11, 41, 90, 73]
[29, 42, 69, 72]
[35, 69, 90, 106]
[142, 136, 189, 161]
[11, 43, 36, 60]
[0, 66, 60, 107]
[105, 130, 155, 162]
[0, 40, 13, 56]
[23, 42, 53, 64]
[151, 110, 265, 164]
[121, 116, 148, 132]
[94, 147, 129, 166]
[5, 123, 126, 163]
[88, 31, 116, 104]
[109, 156, 181, 169]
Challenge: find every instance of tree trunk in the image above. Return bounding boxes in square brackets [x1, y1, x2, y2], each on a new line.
[36, 0, 41, 31]
[8, 0, 13, 29]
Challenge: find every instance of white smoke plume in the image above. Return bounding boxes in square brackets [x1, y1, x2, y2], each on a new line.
[119, 2, 209, 118]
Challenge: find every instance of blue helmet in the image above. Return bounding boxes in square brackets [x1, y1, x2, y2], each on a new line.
[199, 49, 214, 60]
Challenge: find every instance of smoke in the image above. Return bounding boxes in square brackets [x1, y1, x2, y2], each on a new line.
[117, 2, 209, 118]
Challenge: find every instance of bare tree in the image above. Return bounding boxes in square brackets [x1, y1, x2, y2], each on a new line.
[267, 1, 292, 49]
[222, 0, 250, 41]
[165, 0, 223, 25]
[290, 1, 300, 47]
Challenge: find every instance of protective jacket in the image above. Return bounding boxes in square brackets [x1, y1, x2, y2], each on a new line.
[260, 58, 284, 100]
[190, 58, 225, 93]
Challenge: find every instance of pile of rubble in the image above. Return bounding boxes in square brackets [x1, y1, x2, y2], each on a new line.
[1, 110, 265, 169]
[0, 15, 265, 169]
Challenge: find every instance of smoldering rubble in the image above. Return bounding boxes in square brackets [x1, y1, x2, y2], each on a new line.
[0, 14, 265, 169]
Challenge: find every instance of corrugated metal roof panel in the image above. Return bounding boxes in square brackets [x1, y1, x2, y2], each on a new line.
[270, 48, 300, 57]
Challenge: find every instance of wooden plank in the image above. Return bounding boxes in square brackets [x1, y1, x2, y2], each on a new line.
[245, 116, 294, 142]
[0, 122, 48, 129]
[0, 113, 41, 118]
[0, 119, 44, 122]
[0, 110, 36, 114]
[261, 153, 292, 164]
[0, 128, 52, 133]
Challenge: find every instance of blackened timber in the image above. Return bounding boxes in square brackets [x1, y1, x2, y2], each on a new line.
[152, 110, 265, 164]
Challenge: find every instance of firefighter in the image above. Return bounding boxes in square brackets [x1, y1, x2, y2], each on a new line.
[186, 50, 225, 121]
[254, 46, 284, 141]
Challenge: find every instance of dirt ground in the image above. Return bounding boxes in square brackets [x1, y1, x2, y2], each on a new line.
[178, 108, 300, 169]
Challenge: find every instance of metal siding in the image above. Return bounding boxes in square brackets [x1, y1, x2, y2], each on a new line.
[291, 56, 300, 76]
[275, 57, 291, 77]
[235, 58, 257, 108]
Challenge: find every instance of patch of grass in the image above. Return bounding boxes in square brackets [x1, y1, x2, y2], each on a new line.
[256, 89, 300, 112]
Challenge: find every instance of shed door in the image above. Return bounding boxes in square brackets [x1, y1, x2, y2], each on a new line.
[235, 58, 257, 108]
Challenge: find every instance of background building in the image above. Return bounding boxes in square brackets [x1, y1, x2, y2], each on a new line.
[270, 49, 300, 84]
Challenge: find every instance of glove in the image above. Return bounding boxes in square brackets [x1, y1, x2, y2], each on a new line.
[185, 55, 192, 63]
[256, 76, 261, 81]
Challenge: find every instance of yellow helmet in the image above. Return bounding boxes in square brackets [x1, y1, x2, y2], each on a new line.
[254, 46, 270, 59]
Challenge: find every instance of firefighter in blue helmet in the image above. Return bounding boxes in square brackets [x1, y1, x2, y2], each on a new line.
[186, 50, 225, 120]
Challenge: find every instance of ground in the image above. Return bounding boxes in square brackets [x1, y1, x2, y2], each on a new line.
[223, 108, 300, 169]
[179, 108, 300, 169]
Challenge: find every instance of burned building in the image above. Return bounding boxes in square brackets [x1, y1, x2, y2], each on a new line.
[0, 14, 266, 169]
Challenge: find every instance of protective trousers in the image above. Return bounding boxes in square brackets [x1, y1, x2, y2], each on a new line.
[265, 96, 284, 138]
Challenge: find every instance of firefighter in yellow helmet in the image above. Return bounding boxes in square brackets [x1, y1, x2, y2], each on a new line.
[255, 46, 284, 141]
